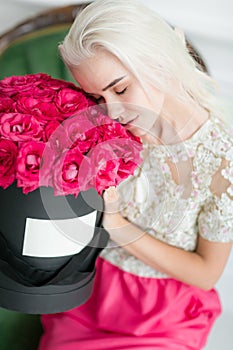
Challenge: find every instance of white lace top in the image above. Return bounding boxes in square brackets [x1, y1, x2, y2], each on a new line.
[101, 114, 233, 278]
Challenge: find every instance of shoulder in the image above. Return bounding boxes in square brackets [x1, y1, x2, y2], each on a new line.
[201, 114, 233, 158]
[197, 115, 233, 243]
[200, 115, 233, 195]
[194, 115, 233, 175]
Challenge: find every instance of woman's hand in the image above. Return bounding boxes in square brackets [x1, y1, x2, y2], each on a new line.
[102, 186, 126, 230]
[103, 186, 120, 214]
[101, 191, 232, 291]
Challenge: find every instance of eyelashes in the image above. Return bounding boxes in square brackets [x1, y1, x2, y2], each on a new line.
[115, 87, 128, 95]
[94, 87, 128, 104]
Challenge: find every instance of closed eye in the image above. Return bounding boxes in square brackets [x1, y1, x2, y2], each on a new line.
[115, 87, 127, 95]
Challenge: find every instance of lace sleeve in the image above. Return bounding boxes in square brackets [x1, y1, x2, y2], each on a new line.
[198, 158, 233, 243]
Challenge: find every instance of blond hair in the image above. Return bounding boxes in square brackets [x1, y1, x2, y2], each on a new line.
[59, 0, 223, 116]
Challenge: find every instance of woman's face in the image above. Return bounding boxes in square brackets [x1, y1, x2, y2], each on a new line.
[71, 50, 164, 138]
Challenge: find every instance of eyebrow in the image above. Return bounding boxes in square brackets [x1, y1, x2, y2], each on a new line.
[102, 75, 126, 91]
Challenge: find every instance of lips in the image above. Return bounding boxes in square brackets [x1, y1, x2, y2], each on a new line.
[124, 115, 139, 129]
[122, 115, 138, 127]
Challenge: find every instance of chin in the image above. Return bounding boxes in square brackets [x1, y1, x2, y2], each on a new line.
[126, 124, 145, 136]
[132, 128, 148, 138]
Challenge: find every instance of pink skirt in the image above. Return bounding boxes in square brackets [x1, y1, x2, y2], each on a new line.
[39, 257, 221, 350]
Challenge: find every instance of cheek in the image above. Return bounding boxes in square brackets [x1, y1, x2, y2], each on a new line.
[150, 90, 165, 114]
[129, 87, 164, 115]
[131, 90, 148, 106]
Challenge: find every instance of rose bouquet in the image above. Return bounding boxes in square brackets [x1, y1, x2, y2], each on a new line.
[0, 73, 142, 196]
[0, 73, 142, 314]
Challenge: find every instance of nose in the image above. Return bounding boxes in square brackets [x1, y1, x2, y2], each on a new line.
[106, 101, 124, 121]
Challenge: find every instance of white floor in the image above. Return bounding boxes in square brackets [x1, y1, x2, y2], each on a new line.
[205, 312, 233, 349]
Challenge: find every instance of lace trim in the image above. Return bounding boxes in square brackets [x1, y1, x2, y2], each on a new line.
[102, 114, 233, 277]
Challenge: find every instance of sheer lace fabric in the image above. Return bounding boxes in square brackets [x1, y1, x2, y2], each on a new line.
[101, 115, 233, 277]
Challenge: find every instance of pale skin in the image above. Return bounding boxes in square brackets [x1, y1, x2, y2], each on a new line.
[71, 50, 232, 291]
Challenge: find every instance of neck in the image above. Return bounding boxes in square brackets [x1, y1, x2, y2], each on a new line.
[142, 91, 210, 145]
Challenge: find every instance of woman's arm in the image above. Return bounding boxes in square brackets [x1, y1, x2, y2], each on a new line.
[103, 188, 232, 291]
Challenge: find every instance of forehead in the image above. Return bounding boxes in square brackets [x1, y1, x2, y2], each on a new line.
[71, 51, 128, 92]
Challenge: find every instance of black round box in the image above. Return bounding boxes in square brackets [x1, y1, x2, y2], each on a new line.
[0, 183, 109, 314]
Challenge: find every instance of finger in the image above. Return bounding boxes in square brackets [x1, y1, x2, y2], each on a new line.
[103, 186, 119, 202]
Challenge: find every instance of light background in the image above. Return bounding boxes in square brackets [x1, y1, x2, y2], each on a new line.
[0, 1, 233, 349]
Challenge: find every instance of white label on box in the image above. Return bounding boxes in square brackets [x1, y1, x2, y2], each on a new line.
[22, 211, 97, 257]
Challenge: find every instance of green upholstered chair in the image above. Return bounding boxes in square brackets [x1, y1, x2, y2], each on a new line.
[0, 4, 90, 80]
[0, 4, 207, 350]
[0, 4, 89, 350]
[0, 308, 43, 350]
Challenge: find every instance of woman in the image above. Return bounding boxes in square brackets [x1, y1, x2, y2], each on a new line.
[38, 0, 233, 349]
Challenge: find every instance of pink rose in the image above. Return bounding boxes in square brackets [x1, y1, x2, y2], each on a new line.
[0, 138, 18, 189]
[16, 87, 55, 105]
[87, 138, 142, 193]
[38, 77, 76, 92]
[45, 122, 70, 154]
[88, 144, 119, 193]
[0, 73, 51, 97]
[108, 138, 142, 183]
[86, 107, 112, 127]
[14, 95, 60, 124]
[0, 95, 14, 112]
[16, 141, 54, 194]
[0, 113, 43, 142]
[98, 118, 142, 144]
[43, 120, 61, 141]
[55, 88, 89, 117]
[95, 158, 120, 194]
[53, 147, 87, 196]
[87, 97, 97, 108]
[108, 138, 142, 163]
[116, 159, 139, 183]
[100, 121, 129, 141]
[63, 114, 100, 153]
